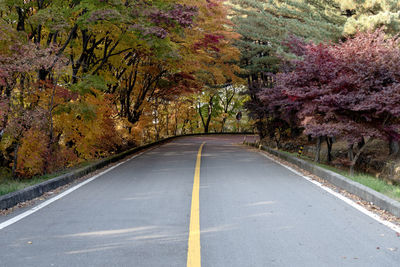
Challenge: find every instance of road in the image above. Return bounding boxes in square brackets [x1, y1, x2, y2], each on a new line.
[1, 135, 400, 266]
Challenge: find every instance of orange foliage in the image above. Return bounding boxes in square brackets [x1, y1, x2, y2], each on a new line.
[16, 129, 50, 177]
[0, 0, 244, 179]
[54, 91, 122, 161]
[177, 0, 242, 87]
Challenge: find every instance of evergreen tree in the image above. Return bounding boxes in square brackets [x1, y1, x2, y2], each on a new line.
[230, 0, 345, 136]
[339, 0, 400, 36]
[230, 0, 345, 82]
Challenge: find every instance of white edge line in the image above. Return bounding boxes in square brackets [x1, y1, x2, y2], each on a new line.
[0, 149, 150, 231]
[259, 151, 400, 234]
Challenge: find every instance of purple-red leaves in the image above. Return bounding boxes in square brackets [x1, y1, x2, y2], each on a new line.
[194, 34, 225, 52]
[132, 4, 197, 39]
[276, 29, 400, 142]
[150, 4, 198, 28]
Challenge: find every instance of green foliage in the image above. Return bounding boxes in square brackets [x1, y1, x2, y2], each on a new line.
[230, 0, 345, 77]
[28, 1, 72, 32]
[70, 75, 108, 95]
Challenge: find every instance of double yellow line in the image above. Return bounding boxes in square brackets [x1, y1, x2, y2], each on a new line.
[187, 142, 205, 267]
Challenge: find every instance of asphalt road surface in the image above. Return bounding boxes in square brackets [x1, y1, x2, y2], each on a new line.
[1, 135, 400, 266]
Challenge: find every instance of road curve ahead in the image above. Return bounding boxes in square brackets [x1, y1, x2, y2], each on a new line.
[1, 135, 400, 267]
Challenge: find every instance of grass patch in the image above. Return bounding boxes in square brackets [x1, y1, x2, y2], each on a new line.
[314, 161, 400, 202]
[0, 160, 96, 197]
[295, 152, 400, 202]
[0, 176, 54, 196]
[349, 174, 400, 201]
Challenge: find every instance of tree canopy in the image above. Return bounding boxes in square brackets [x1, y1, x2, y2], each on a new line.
[0, 0, 245, 178]
[231, 0, 400, 173]
[2, 0, 400, 179]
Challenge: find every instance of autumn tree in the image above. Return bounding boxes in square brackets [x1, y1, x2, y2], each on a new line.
[0, 23, 69, 177]
[280, 29, 400, 174]
[258, 82, 303, 149]
[182, 0, 243, 133]
[0, 0, 244, 178]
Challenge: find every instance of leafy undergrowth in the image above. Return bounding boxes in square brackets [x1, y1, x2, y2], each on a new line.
[0, 161, 94, 197]
[280, 150, 400, 202]
[0, 176, 55, 196]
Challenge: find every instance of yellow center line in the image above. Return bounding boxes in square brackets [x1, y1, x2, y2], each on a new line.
[187, 142, 205, 267]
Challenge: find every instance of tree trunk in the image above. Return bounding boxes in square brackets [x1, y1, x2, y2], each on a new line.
[326, 137, 333, 162]
[153, 101, 160, 141]
[198, 97, 213, 134]
[274, 129, 281, 149]
[256, 119, 267, 139]
[45, 81, 57, 173]
[221, 117, 227, 133]
[204, 97, 214, 134]
[39, 68, 49, 81]
[16, 7, 25, 32]
[154, 127, 160, 141]
[35, 24, 42, 44]
[12, 143, 19, 179]
[204, 124, 209, 134]
[174, 111, 178, 136]
[357, 137, 365, 150]
[349, 138, 372, 176]
[165, 105, 169, 137]
[190, 120, 194, 134]
[348, 143, 354, 161]
[389, 139, 400, 157]
[314, 136, 323, 162]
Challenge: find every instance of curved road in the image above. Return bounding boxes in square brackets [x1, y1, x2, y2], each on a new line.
[1, 135, 400, 266]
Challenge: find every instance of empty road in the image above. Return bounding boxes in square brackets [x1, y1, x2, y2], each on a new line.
[1, 135, 400, 266]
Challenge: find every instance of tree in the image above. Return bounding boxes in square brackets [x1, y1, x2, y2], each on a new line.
[338, 0, 400, 36]
[219, 85, 245, 132]
[172, 0, 243, 133]
[258, 79, 303, 149]
[0, 0, 244, 178]
[230, 0, 345, 138]
[197, 88, 223, 133]
[0, 24, 66, 177]
[280, 29, 400, 175]
[230, 0, 344, 80]
[337, 0, 400, 156]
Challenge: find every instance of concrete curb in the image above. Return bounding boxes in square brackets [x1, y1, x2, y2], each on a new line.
[254, 143, 400, 218]
[0, 133, 253, 210]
